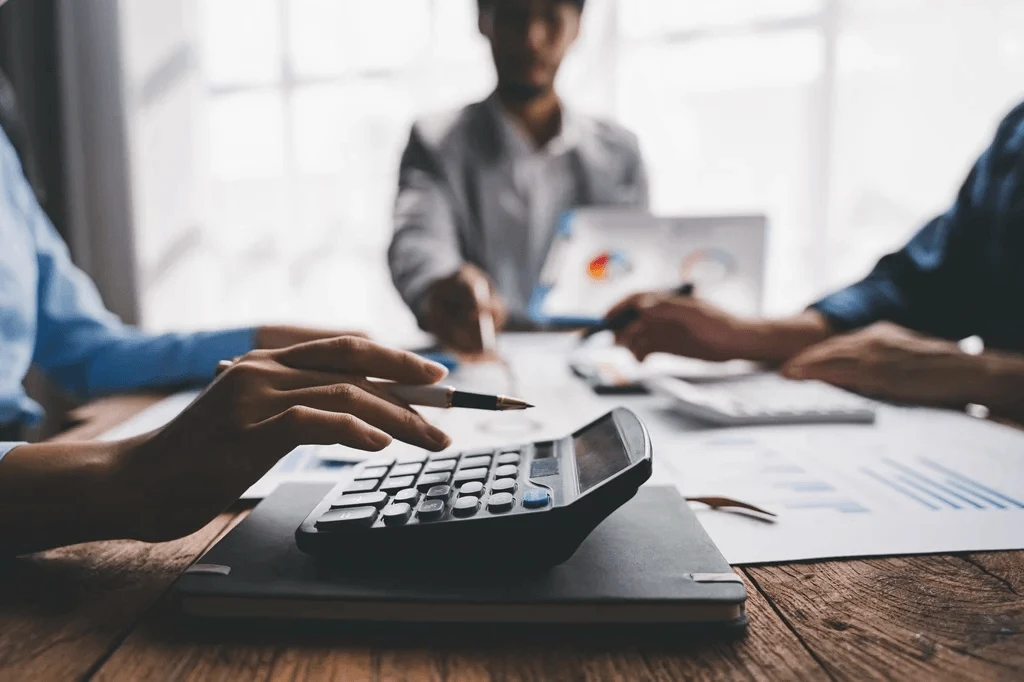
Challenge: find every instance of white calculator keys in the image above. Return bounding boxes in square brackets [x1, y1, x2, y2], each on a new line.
[644, 375, 876, 426]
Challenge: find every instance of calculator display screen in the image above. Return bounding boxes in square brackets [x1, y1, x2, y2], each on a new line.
[573, 415, 629, 493]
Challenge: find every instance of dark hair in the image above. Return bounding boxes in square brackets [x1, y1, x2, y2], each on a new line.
[478, 0, 585, 11]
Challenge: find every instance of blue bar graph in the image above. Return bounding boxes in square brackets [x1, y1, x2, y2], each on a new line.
[862, 468, 940, 511]
[920, 458, 1024, 509]
[774, 480, 836, 493]
[862, 458, 1024, 511]
[785, 499, 869, 513]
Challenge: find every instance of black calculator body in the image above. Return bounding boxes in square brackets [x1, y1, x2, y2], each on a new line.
[295, 408, 653, 570]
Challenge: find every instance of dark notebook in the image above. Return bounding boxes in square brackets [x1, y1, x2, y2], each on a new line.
[174, 484, 747, 628]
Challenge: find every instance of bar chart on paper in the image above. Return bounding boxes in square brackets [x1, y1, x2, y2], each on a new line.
[646, 405, 1024, 565]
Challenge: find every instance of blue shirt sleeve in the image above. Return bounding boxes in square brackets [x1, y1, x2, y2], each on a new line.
[16, 160, 257, 400]
[813, 102, 1024, 340]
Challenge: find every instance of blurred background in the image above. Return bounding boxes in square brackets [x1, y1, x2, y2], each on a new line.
[3, 0, 1024, 343]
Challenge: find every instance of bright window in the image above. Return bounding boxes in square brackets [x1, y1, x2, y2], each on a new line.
[118, 0, 1024, 340]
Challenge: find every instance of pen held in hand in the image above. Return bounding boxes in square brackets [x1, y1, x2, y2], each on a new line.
[373, 382, 533, 411]
[213, 361, 531, 411]
[581, 282, 695, 341]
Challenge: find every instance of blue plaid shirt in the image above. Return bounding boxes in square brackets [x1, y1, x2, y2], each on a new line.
[814, 101, 1024, 352]
[0, 128, 255, 461]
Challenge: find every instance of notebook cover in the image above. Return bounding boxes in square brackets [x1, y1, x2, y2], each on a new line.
[175, 484, 746, 623]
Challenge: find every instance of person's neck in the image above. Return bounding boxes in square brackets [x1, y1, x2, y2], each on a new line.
[497, 87, 563, 150]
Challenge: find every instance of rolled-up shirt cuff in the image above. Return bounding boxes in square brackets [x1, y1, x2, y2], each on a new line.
[183, 326, 259, 380]
[0, 441, 27, 464]
[810, 279, 898, 332]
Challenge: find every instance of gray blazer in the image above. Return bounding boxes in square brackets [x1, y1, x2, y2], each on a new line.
[388, 94, 649, 322]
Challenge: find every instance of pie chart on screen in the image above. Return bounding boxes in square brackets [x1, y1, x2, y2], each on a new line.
[587, 250, 633, 281]
[680, 248, 736, 286]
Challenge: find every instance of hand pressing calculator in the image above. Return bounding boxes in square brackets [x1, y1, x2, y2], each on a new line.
[296, 408, 652, 569]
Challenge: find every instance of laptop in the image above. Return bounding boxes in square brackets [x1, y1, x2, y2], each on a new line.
[528, 210, 767, 327]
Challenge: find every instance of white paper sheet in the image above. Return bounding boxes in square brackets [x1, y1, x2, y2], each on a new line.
[636, 396, 1024, 565]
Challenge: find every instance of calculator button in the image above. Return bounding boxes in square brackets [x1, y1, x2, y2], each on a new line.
[490, 478, 516, 494]
[453, 468, 488, 484]
[459, 481, 484, 496]
[425, 485, 452, 500]
[424, 459, 457, 473]
[380, 476, 415, 493]
[397, 452, 429, 464]
[343, 479, 379, 494]
[393, 488, 420, 506]
[315, 506, 378, 530]
[416, 472, 451, 491]
[354, 466, 390, 480]
[452, 496, 480, 517]
[487, 492, 515, 513]
[382, 502, 413, 526]
[522, 489, 550, 508]
[494, 464, 519, 479]
[497, 453, 521, 466]
[460, 455, 491, 469]
[428, 453, 459, 462]
[368, 457, 396, 467]
[391, 463, 423, 477]
[418, 499, 445, 521]
[331, 491, 388, 510]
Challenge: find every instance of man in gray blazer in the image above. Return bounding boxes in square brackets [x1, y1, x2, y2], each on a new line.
[388, 0, 649, 351]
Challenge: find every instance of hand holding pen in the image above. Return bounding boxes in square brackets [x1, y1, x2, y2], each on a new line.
[581, 282, 695, 341]
[423, 264, 508, 353]
[216, 359, 533, 412]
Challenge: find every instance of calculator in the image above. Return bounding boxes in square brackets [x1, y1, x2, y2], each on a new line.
[644, 375, 876, 426]
[295, 408, 653, 569]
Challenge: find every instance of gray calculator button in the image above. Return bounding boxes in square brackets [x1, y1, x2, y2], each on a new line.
[494, 464, 519, 479]
[355, 466, 389, 480]
[393, 488, 420, 505]
[315, 506, 378, 530]
[380, 476, 415, 493]
[418, 499, 445, 521]
[331, 491, 388, 509]
[424, 459, 457, 473]
[490, 478, 516, 494]
[416, 472, 451, 490]
[343, 479, 378, 494]
[425, 485, 452, 500]
[487, 492, 515, 513]
[382, 502, 413, 526]
[397, 452, 429, 464]
[453, 468, 488, 483]
[391, 463, 423, 477]
[452, 496, 480, 517]
[459, 481, 484, 496]
[497, 453, 521, 466]
[460, 455, 492, 469]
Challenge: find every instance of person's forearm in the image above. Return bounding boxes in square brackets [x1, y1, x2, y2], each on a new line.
[737, 310, 834, 364]
[0, 440, 127, 555]
[974, 351, 1024, 424]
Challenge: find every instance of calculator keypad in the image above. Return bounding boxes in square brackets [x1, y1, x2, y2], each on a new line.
[315, 444, 551, 532]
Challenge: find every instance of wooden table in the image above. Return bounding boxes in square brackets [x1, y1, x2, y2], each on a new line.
[2, 396, 1023, 681]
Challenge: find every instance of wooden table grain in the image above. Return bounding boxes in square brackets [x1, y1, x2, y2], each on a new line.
[2, 396, 1022, 682]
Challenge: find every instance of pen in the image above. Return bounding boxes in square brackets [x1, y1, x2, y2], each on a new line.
[371, 382, 533, 411]
[580, 282, 695, 340]
[214, 360, 532, 411]
[474, 277, 497, 353]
